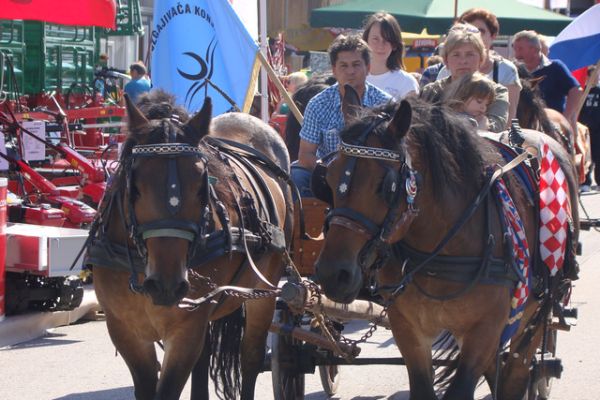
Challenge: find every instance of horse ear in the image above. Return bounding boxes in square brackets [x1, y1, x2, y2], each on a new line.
[530, 75, 545, 89]
[183, 97, 212, 146]
[342, 84, 362, 124]
[124, 93, 150, 133]
[388, 100, 412, 140]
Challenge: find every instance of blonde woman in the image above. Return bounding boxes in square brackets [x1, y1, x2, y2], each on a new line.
[421, 24, 509, 132]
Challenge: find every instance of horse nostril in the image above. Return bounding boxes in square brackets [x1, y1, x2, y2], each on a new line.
[143, 278, 161, 296]
[337, 269, 351, 285]
[174, 280, 190, 300]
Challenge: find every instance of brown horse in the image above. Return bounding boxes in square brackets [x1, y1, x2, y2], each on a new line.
[88, 91, 293, 399]
[516, 64, 575, 156]
[314, 91, 578, 399]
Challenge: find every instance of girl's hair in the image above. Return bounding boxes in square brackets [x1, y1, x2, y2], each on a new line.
[443, 72, 495, 111]
[362, 12, 405, 71]
[442, 23, 485, 62]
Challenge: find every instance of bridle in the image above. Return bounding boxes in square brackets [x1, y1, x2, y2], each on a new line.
[125, 125, 211, 270]
[324, 114, 420, 272]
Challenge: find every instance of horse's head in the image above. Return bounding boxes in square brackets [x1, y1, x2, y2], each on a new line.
[122, 93, 212, 306]
[314, 87, 420, 303]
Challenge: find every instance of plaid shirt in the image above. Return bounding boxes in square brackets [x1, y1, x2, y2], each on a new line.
[300, 82, 392, 159]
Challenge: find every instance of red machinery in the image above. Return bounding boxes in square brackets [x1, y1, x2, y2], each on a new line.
[0, 151, 95, 228]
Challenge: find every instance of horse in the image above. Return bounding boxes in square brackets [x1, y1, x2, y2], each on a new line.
[515, 63, 575, 157]
[87, 90, 294, 400]
[313, 88, 579, 399]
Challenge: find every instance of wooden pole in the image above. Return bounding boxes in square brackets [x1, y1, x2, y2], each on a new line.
[257, 50, 304, 124]
[575, 59, 600, 120]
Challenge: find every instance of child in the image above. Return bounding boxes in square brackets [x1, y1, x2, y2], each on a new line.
[443, 72, 496, 129]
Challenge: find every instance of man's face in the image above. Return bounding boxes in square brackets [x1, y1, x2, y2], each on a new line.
[130, 69, 140, 79]
[332, 50, 369, 93]
[512, 39, 538, 64]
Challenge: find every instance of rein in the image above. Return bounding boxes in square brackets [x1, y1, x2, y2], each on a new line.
[378, 149, 531, 300]
[324, 114, 420, 273]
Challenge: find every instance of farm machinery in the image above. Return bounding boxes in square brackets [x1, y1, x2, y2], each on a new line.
[0, 1, 142, 316]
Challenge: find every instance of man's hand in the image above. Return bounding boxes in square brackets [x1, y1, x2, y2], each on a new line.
[297, 139, 319, 170]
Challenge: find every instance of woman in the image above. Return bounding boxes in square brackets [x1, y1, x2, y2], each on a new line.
[437, 8, 521, 126]
[362, 12, 419, 100]
[421, 24, 509, 132]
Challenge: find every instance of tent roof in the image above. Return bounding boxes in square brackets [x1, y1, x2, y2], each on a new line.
[311, 0, 572, 36]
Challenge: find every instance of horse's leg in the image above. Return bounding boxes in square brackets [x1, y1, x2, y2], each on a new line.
[388, 305, 438, 400]
[95, 270, 159, 400]
[240, 295, 277, 399]
[442, 311, 507, 400]
[496, 300, 545, 400]
[155, 315, 211, 400]
[107, 318, 159, 400]
[190, 332, 211, 400]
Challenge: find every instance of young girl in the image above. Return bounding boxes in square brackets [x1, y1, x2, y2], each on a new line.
[362, 12, 419, 100]
[443, 72, 496, 129]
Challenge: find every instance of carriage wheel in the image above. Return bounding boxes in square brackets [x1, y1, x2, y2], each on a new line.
[311, 325, 341, 396]
[271, 309, 305, 400]
[526, 329, 557, 400]
[318, 364, 340, 396]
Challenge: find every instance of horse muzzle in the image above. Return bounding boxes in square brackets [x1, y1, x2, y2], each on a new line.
[315, 257, 363, 304]
[143, 272, 190, 306]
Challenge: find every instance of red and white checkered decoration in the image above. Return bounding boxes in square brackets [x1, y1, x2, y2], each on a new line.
[539, 141, 571, 276]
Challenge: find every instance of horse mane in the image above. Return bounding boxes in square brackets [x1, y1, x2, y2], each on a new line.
[136, 89, 190, 122]
[341, 98, 490, 200]
[110, 90, 198, 197]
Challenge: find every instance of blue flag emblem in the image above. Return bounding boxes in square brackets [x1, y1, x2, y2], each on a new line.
[151, 1, 260, 116]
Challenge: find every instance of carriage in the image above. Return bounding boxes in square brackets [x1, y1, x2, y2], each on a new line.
[82, 84, 583, 400]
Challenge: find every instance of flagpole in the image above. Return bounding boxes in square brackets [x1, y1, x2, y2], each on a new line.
[575, 59, 600, 119]
[257, 51, 303, 124]
[259, 0, 269, 122]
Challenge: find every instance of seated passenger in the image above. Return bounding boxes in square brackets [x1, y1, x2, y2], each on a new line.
[443, 72, 496, 130]
[292, 34, 392, 198]
[421, 24, 508, 132]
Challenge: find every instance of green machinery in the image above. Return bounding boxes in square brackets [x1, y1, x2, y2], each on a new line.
[0, 0, 143, 98]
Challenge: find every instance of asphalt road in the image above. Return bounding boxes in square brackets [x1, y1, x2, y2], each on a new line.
[1, 192, 600, 400]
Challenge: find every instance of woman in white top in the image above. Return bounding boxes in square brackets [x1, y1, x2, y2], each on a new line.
[436, 8, 521, 127]
[362, 12, 419, 100]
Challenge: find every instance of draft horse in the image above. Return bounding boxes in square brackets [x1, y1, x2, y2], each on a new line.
[314, 90, 578, 399]
[87, 91, 294, 399]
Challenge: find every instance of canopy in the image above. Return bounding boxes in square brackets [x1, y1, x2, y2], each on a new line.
[311, 0, 572, 36]
[0, 0, 116, 29]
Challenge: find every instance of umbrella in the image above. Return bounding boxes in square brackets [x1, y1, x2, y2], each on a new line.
[0, 0, 116, 29]
[311, 0, 571, 36]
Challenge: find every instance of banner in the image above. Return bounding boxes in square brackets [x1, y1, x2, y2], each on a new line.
[150, 0, 261, 116]
[549, 4, 600, 72]
[0, 0, 116, 29]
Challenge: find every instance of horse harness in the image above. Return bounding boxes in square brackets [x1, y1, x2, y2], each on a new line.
[85, 125, 290, 295]
[312, 113, 420, 273]
[312, 114, 533, 301]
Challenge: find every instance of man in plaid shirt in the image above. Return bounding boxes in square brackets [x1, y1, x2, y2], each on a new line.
[292, 34, 392, 197]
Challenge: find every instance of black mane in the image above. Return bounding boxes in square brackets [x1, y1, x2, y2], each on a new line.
[341, 98, 492, 199]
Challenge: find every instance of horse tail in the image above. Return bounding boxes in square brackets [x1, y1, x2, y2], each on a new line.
[433, 330, 461, 391]
[209, 306, 244, 400]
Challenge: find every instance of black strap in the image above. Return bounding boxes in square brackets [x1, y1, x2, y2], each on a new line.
[492, 59, 499, 84]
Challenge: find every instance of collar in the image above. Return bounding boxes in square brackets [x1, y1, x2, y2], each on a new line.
[532, 54, 552, 73]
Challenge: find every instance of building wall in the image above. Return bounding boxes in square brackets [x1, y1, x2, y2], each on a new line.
[268, 0, 345, 34]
